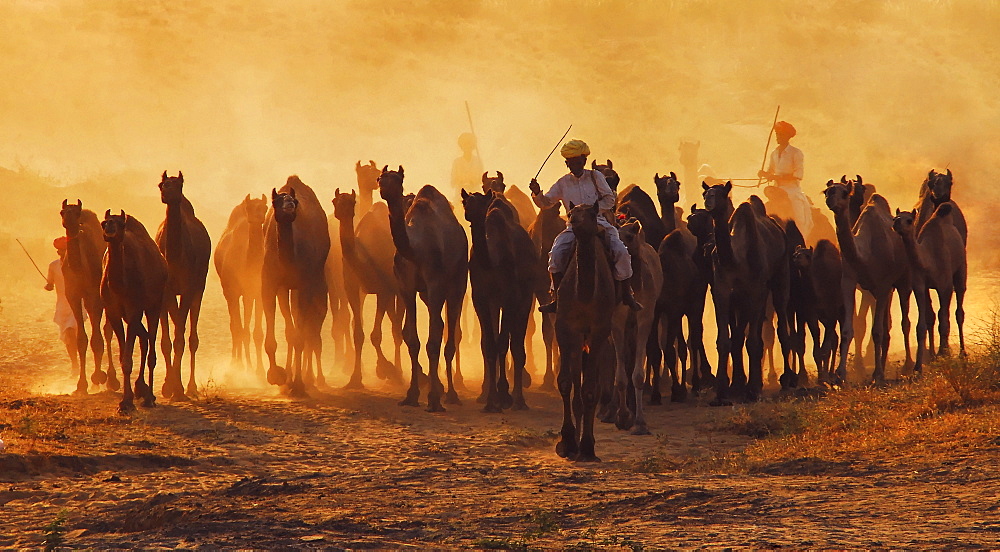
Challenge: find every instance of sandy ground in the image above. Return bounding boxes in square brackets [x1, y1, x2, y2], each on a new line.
[3, 274, 1000, 549]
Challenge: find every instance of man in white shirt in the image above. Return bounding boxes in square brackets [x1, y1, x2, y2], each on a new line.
[758, 121, 813, 238]
[45, 236, 80, 373]
[529, 139, 640, 313]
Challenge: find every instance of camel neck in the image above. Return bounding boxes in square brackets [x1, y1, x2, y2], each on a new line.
[165, 201, 186, 257]
[575, 232, 596, 303]
[385, 193, 415, 261]
[337, 215, 358, 267]
[247, 222, 264, 261]
[659, 197, 677, 234]
[832, 207, 867, 282]
[468, 217, 490, 268]
[276, 219, 296, 265]
[898, 229, 927, 274]
[358, 188, 374, 215]
[711, 209, 735, 267]
[105, 239, 127, 290]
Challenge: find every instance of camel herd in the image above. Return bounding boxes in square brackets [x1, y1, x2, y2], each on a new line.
[55, 163, 968, 461]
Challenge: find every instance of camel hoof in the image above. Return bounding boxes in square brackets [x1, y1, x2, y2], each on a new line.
[709, 398, 733, 407]
[574, 453, 601, 463]
[444, 390, 462, 405]
[74, 383, 89, 397]
[186, 384, 199, 399]
[779, 372, 798, 389]
[140, 394, 156, 408]
[118, 400, 136, 415]
[522, 371, 533, 389]
[510, 399, 529, 411]
[556, 439, 576, 459]
[425, 401, 446, 413]
[287, 384, 308, 399]
[631, 425, 652, 436]
[482, 403, 503, 414]
[615, 412, 633, 431]
[649, 393, 662, 406]
[315, 374, 328, 389]
[344, 378, 365, 390]
[267, 366, 287, 386]
[106, 373, 121, 392]
[671, 385, 688, 403]
[542, 374, 555, 391]
[91, 370, 108, 385]
[376, 358, 403, 382]
[399, 393, 420, 407]
[169, 392, 191, 402]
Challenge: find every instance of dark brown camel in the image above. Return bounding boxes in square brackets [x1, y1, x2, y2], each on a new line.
[378, 166, 468, 412]
[791, 240, 845, 384]
[331, 188, 404, 389]
[610, 219, 662, 434]
[527, 201, 565, 389]
[462, 189, 542, 411]
[59, 200, 117, 394]
[214, 194, 268, 377]
[481, 171, 537, 231]
[100, 211, 168, 413]
[592, 160, 620, 193]
[155, 171, 212, 400]
[703, 182, 793, 403]
[824, 178, 911, 385]
[892, 204, 966, 372]
[262, 177, 330, 395]
[683, 204, 716, 394]
[554, 202, 616, 461]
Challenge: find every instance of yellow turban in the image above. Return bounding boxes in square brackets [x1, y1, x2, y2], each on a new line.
[560, 139, 590, 159]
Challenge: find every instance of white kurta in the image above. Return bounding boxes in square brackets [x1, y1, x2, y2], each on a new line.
[767, 144, 813, 238]
[47, 258, 79, 340]
[532, 169, 632, 280]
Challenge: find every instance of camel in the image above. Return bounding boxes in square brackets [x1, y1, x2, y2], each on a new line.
[214, 194, 268, 377]
[262, 177, 330, 396]
[791, 240, 845, 384]
[100, 211, 168, 413]
[824, 178, 911, 385]
[703, 182, 793, 403]
[331, 188, 404, 389]
[155, 171, 212, 400]
[378, 166, 468, 412]
[554, 202, 616, 461]
[59, 200, 117, 394]
[527, 201, 565, 389]
[462, 189, 542, 411]
[610, 219, 663, 434]
[683, 204, 716, 394]
[592, 160, 620, 193]
[892, 204, 966, 372]
[480, 171, 537, 231]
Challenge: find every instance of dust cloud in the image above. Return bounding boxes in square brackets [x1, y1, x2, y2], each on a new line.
[0, 1, 997, 383]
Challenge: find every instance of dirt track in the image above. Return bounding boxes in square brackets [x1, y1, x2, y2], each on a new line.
[4, 282, 1000, 549]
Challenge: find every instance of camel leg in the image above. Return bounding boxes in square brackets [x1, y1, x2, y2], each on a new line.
[225, 292, 243, 367]
[102, 316, 119, 391]
[134, 320, 151, 407]
[399, 290, 423, 407]
[159, 294, 184, 399]
[730, 308, 749, 397]
[555, 344, 580, 459]
[281, 292, 296, 374]
[185, 292, 204, 398]
[118, 319, 139, 414]
[661, 316, 679, 403]
[240, 295, 253, 371]
[937, 287, 954, 357]
[69, 299, 89, 395]
[508, 298, 532, 411]
[854, 291, 872, 374]
[835, 280, 856, 384]
[443, 289, 465, 406]
[282, 291, 307, 397]
[913, 287, 929, 374]
[263, 284, 286, 386]
[871, 293, 891, 386]
[344, 282, 365, 390]
[711, 286, 734, 406]
[955, 275, 967, 356]
[610, 320, 631, 427]
[252, 294, 265, 381]
[524, 308, 537, 382]
[475, 296, 501, 412]
[62, 326, 79, 379]
[372, 293, 403, 384]
[391, 296, 404, 379]
[168, 294, 194, 399]
[807, 318, 822, 385]
[85, 300, 108, 387]
[762, 305, 777, 387]
[496, 313, 515, 411]
[676, 324, 689, 401]
[576, 342, 604, 463]
[424, 294, 447, 413]
[143, 307, 162, 407]
[897, 286, 914, 371]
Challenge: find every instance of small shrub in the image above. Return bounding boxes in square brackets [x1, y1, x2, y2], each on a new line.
[42, 510, 67, 551]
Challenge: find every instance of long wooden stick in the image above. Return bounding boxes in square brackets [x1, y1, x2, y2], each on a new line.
[533, 124, 573, 181]
[465, 101, 483, 166]
[15, 238, 48, 283]
[758, 105, 781, 187]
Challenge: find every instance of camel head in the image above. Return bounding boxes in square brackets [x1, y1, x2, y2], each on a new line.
[654, 172, 681, 205]
[701, 181, 732, 216]
[460, 189, 492, 225]
[159, 171, 184, 205]
[377, 165, 405, 202]
[791, 244, 813, 270]
[59, 199, 83, 236]
[271, 188, 299, 224]
[567, 202, 601, 240]
[686, 204, 714, 243]
[244, 194, 268, 226]
[101, 209, 128, 244]
[356, 160, 381, 192]
[592, 159, 620, 193]
[331, 188, 357, 222]
[928, 168, 954, 203]
[618, 218, 644, 254]
[823, 179, 853, 213]
[481, 171, 506, 195]
[891, 208, 917, 236]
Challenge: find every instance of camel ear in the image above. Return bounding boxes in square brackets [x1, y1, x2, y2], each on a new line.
[260, 194, 266, 201]
[62, 199, 68, 208]
[497, 171, 503, 182]
[244, 193, 251, 202]
[670, 171, 676, 180]
[369, 160, 376, 168]
[691, 203, 697, 213]
[702, 182, 709, 190]
[120, 210, 125, 218]
[272, 188, 279, 200]
[654, 173, 659, 180]
[335, 187, 340, 197]
[895, 208, 901, 216]
[398, 165, 404, 176]
[351, 189, 356, 199]
[825, 180, 834, 187]
[382, 165, 389, 174]
[178, 171, 183, 182]
[724, 181, 733, 193]
[162, 170, 168, 180]
[841, 175, 848, 184]
[289, 188, 296, 198]
[461, 189, 469, 200]
[928, 169, 936, 180]
[105, 209, 111, 219]
[607, 160, 613, 169]
[355, 160, 362, 169]
[591, 160, 597, 169]
[482, 172, 489, 184]
[947, 168, 952, 178]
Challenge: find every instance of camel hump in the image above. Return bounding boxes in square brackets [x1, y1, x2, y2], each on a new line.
[815, 238, 839, 257]
[867, 194, 891, 216]
[933, 202, 953, 219]
[660, 228, 687, 252]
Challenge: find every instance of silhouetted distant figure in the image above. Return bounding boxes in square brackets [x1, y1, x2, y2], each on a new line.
[451, 132, 484, 197]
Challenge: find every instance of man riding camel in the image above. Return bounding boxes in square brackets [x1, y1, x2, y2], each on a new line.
[529, 138, 641, 313]
[758, 120, 813, 238]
